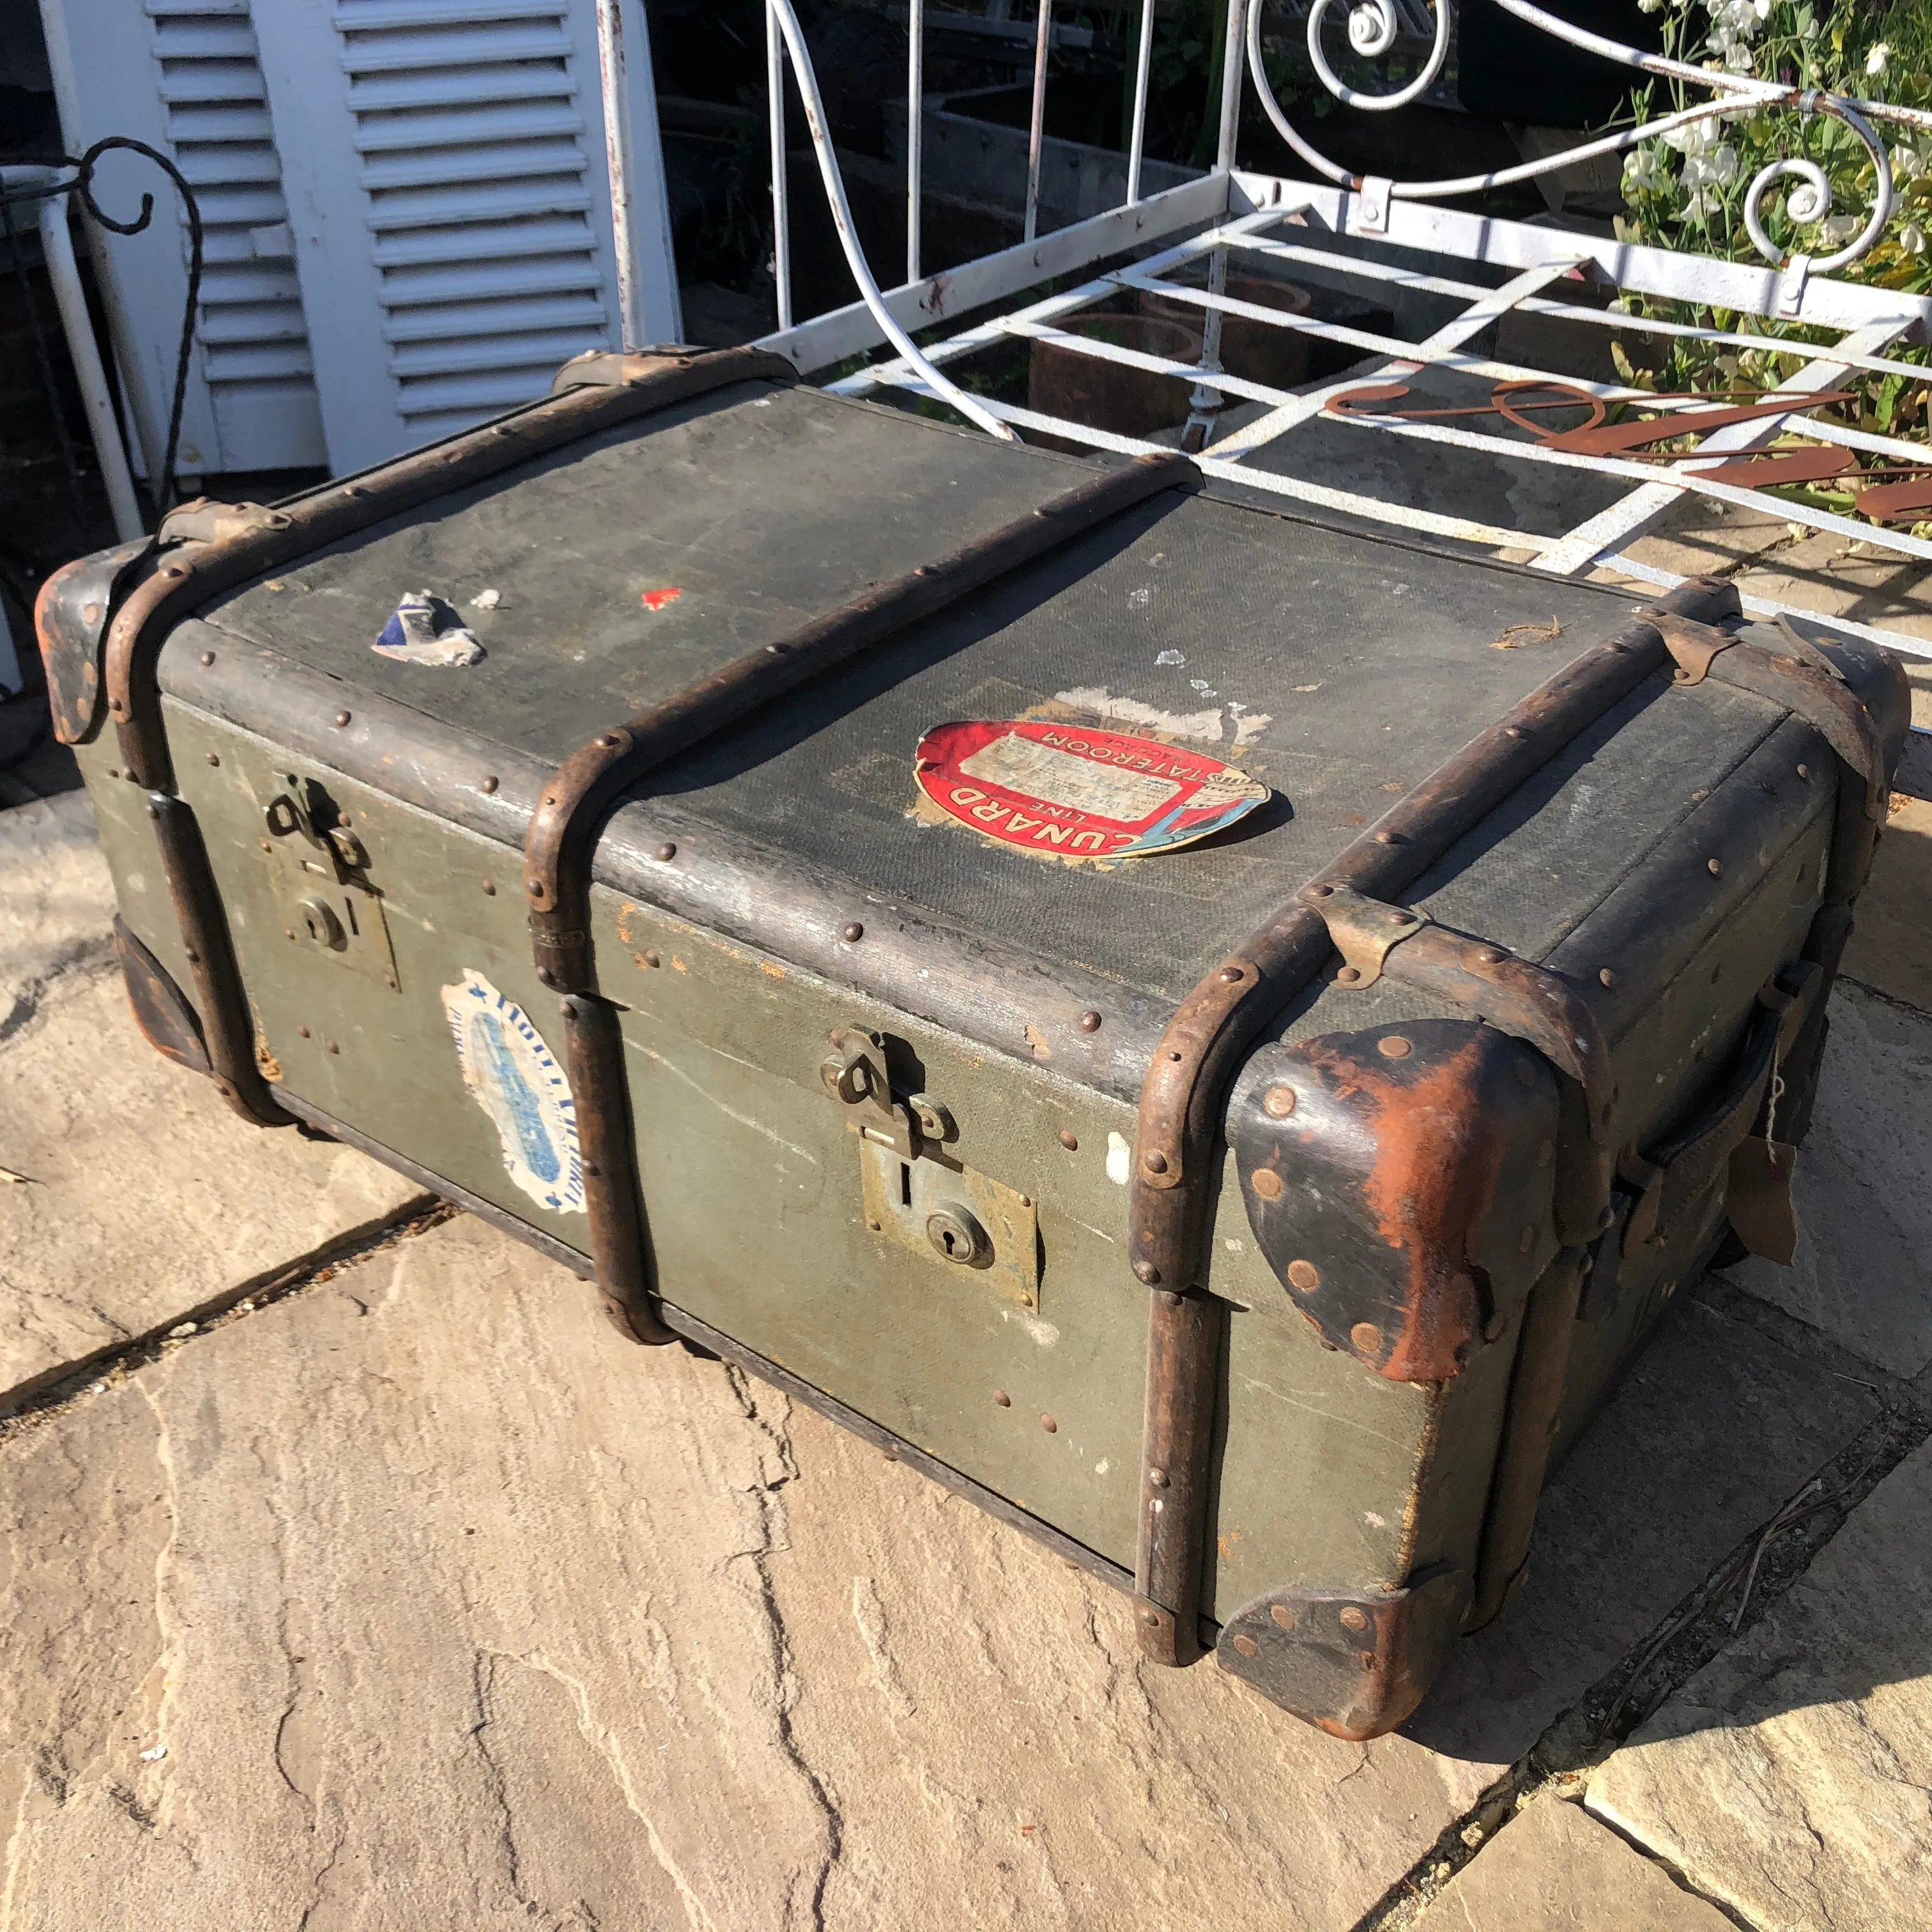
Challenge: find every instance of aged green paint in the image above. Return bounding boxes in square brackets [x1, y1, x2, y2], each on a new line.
[146, 693, 1450, 1613]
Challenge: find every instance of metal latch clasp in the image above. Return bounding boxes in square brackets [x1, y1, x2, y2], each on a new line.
[1301, 882, 1432, 988]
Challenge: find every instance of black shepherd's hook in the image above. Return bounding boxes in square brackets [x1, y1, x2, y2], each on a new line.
[0, 135, 205, 519]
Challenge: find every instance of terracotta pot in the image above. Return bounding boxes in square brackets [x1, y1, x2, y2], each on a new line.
[1139, 273, 1314, 395]
[1027, 311, 1204, 437]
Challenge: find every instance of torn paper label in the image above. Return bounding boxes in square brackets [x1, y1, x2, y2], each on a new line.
[441, 970, 585, 1215]
[374, 590, 485, 666]
[916, 719, 1268, 861]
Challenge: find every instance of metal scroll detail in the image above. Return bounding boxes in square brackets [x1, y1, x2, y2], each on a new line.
[1245, 0, 1927, 275]
[1125, 572, 1744, 1666]
[523, 450, 1200, 1344]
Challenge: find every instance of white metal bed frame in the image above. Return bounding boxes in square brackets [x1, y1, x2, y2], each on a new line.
[747, 0, 1932, 694]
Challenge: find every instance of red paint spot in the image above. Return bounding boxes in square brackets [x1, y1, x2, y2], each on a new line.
[641, 587, 682, 612]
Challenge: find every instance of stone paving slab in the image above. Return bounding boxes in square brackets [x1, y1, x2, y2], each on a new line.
[0, 1213, 1493, 1932]
[0, 789, 429, 1406]
[1405, 1280, 1882, 1768]
[1588, 1436, 1932, 1932]
[1412, 1795, 1733, 1931]
[1723, 981, 1932, 1380]
[1843, 797, 1932, 1015]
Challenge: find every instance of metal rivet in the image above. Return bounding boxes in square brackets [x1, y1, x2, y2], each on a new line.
[1537, 1138, 1554, 1168]
[1270, 1604, 1297, 1631]
[1252, 1168, 1283, 1200]
[1375, 830, 1404, 845]
[642, 949, 661, 969]
[297, 1025, 310, 1039]
[199, 650, 215, 667]
[1597, 1203, 1616, 1229]
[204, 751, 219, 766]
[144, 802, 159, 819]
[1707, 857, 1723, 877]
[1040, 1414, 1057, 1433]
[866, 1217, 882, 1232]
[1231, 1632, 1259, 1658]
[1143, 1150, 1168, 1174]
[284, 926, 296, 940]
[1519, 1225, 1535, 1254]
[1350, 1321, 1382, 1354]
[183, 948, 199, 964]
[1599, 967, 1619, 990]
[1503, 725, 1529, 740]
[582, 1160, 600, 1178]
[1133, 1259, 1160, 1285]
[1796, 763, 1810, 780]
[537, 966, 556, 986]
[656, 842, 677, 862]
[161, 564, 186, 579]
[1472, 944, 1506, 966]
[993, 1390, 1011, 1407]
[1141, 1608, 1162, 1627]
[1147, 1468, 1169, 1488]
[1308, 883, 1335, 899]
[333, 710, 351, 728]
[1377, 1034, 1411, 1059]
[1058, 1129, 1079, 1151]
[1389, 910, 1417, 926]
[1160, 1289, 1183, 1308]
[325, 1041, 340, 1055]
[1338, 1606, 1370, 1631]
[480, 879, 496, 896]
[842, 921, 864, 942]
[1078, 1010, 1102, 1032]
[1263, 1084, 1298, 1119]
[1218, 965, 1243, 982]
[480, 775, 499, 794]
[1514, 1060, 1538, 1090]
[1287, 1258, 1319, 1292]
[1336, 965, 1362, 985]
[385, 972, 398, 990]
[599, 733, 621, 749]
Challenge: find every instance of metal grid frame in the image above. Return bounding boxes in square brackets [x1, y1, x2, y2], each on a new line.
[756, 3, 1932, 685]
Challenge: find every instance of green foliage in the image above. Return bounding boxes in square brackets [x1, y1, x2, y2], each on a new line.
[1610, 0, 1932, 435]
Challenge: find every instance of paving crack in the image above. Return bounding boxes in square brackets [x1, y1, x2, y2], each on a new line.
[0, 1200, 454, 1448]
[1347, 1392, 1932, 1931]
[718, 1365, 843, 1932]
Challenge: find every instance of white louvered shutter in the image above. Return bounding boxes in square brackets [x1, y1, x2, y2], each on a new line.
[36, 0, 330, 475]
[249, 0, 680, 475]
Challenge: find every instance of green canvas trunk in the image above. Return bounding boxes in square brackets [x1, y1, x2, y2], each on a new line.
[38, 347, 1910, 1738]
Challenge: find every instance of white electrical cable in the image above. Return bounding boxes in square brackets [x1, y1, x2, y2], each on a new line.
[767, 0, 1015, 441]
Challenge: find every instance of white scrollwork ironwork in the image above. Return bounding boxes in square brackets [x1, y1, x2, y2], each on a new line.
[1249, 0, 1932, 274]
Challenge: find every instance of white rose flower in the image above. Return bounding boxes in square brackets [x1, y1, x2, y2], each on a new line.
[1708, 144, 1740, 187]
[1817, 213, 1860, 246]
[1892, 147, 1922, 183]
[1903, 223, 1928, 256]
[1867, 43, 1890, 77]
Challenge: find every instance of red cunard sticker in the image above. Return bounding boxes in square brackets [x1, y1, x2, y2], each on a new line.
[914, 719, 1268, 861]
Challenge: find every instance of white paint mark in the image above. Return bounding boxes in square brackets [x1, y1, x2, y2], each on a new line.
[468, 587, 502, 611]
[1292, 682, 1321, 693]
[1130, 587, 1153, 610]
[1153, 645, 1183, 663]
[139, 1745, 166, 1762]
[1105, 1131, 1132, 1185]
[1230, 710, 1273, 747]
[1094, 1458, 1110, 1476]
[1223, 1238, 1246, 1253]
[1364, 1511, 1390, 1530]
[1189, 679, 1218, 697]
[1056, 687, 1222, 741]
[999, 1307, 1061, 1347]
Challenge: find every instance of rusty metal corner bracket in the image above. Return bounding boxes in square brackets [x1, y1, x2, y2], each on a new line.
[1123, 572, 1742, 1670]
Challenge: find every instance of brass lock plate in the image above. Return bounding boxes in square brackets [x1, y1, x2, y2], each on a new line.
[259, 776, 400, 991]
[858, 1138, 1041, 1310]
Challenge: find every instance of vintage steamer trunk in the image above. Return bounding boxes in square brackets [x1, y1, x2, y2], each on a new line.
[40, 348, 1909, 1738]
